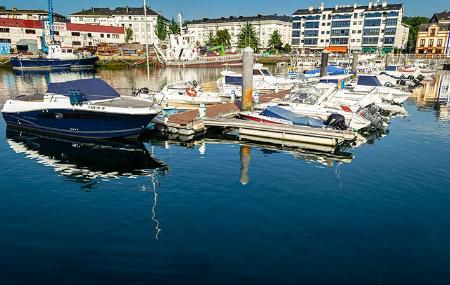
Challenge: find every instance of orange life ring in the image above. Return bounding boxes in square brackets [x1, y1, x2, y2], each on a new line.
[186, 87, 197, 97]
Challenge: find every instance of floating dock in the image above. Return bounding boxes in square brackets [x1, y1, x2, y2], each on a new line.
[152, 89, 364, 149]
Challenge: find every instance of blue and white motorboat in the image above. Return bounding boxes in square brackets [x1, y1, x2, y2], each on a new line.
[10, 44, 99, 71]
[1, 78, 161, 139]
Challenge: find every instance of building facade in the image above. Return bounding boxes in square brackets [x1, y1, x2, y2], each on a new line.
[416, 11, 450, 56]
[0, 7, 66, 22]
[70, 6, 167, 45]
[0, 18, 124, 53]
[186, 15, 292, 50]
[291, 1, 408, 53]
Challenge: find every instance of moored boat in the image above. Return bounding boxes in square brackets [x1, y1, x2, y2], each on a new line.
[1, 78, 160, 139]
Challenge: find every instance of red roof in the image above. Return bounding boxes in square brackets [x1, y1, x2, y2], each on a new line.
[0, 18, 124, 34]
[66, 23, 124, 34]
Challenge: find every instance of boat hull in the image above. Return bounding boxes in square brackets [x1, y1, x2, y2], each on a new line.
[10, 57, 99, 71]
[2, 109, 155, 139]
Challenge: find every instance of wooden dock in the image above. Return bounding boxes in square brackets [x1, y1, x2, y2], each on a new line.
[153, 89, 364, 148]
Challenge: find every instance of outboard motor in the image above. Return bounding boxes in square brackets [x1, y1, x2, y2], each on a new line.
[325, 114, 348, 130]
[416, 74, 425, 82]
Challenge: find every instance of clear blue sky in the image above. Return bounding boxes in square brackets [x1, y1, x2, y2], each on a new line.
[3, 0, 441, 19]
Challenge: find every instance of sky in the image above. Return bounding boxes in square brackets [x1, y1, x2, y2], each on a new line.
[2, 0, 443, 19]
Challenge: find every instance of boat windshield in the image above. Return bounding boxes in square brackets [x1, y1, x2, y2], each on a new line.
[261, 69, 271, 76]
[225, 76, 243, 86]
[357, 75, 382, 87]
[288, 90, 320, 105]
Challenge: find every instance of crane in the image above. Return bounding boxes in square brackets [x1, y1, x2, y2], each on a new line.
[41, 0, 55, 53]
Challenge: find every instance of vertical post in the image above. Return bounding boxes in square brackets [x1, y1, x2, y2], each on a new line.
[143, 0, 151, 85]
[242, 47, 254, 111]
[385, 53, 392, 68]
[320, 51, 329, 77]
[351, 51, 359, 74]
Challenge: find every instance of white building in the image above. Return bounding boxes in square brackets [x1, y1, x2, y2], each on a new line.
[0, 18, 124, 53]
[0, 7, 66, 22]
[70, 6, 168, 45]
[186, 15, 292, 50]
[291, 1, 409, 53]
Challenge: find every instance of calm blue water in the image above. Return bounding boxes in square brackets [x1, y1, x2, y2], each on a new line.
[1, 69, 450, 284]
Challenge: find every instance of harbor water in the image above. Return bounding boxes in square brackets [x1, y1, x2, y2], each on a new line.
[1, 68, 450, 284]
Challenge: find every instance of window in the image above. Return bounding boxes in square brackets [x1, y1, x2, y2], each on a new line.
[71, 32, 80, 36]
[54, 31, 59, 36]
[304, 38, 318, 45]
[384, 28, 396, 35]
[107, 34, 111, 38]
[292, 30, 300, 37]
[428, 39, 434, 47]
[291, 38, 300, 45]
[304, 30, 318, 37]
[362, 37, 379, 45]
[331, 29, 349, 36]
[332, 20, 350, 28]
[387, 11, 399, 17]
[72, 41, 81, 46]
[305, 22, 319, 29]
[0, 38, 11, 43]
[420, 39, 425, 47]
[430, 29, 436, 37]
[25, 29, 35, 34]
[292, 22, 301, 29]
[385, 18, 397, 26]
[363, 28, 380, 36]
[87, 33, 92, 37]
[332, 14, 352, 20]
[330, 38, 348, 45]
[364, 19, 381, 27]
[353, 13, 358, 18]
[0, 28, 9, 33]
[437, 39, 443, 47]
[100, 33, 104, 38]
[384, 37, 395, 45]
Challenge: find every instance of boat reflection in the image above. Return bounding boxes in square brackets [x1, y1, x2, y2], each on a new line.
[6, 128, 167, 184]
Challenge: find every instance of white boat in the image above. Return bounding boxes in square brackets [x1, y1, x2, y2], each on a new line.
[137, 81, 228, 108]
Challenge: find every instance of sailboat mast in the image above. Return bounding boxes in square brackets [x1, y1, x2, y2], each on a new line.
[143, 0, 151, 85]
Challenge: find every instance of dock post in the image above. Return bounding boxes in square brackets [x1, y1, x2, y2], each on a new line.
[320, 51, 329, 77]
[242, 47, 254, 111]
[351, 52, 359, 74]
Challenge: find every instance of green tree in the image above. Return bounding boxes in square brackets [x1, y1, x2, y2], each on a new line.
[155, 15, 168, 41]
[403, 16, 429, 53]
[215, 29, 231, 48]
[283, 43, 291, 54]
[125, 27, 133, 43]
[0, 6, 6, 10]
[169, 17, 180, 35]
[206, 31, 216, 46]
[268, 30, 283, 53]
[237, 22, 259, 51]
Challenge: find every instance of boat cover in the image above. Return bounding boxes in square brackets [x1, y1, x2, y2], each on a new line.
[357, 75, 382, 87]
[305, 65, 349, 76]
[224, 75, 243, 86]
[261, 106, 325, 128]
[47, 78, 120, 101]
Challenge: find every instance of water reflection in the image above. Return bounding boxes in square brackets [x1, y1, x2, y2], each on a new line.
[240, 145, 251, 185]
[412, 71, 450, 107]
[6, 128, 167, 184]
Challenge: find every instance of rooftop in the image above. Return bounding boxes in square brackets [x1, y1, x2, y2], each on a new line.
[0, 7, 66, 20]
[71, 6, 158, 17]
[429, 11, 450, 23]
[293, 3, 403, 15]
[188, 14, 291, 25]
[419, 23, 450, 32]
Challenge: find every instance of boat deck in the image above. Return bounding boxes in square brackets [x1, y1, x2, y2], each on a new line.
[93, 97, 153, 108]
[14, 94, 44, 102]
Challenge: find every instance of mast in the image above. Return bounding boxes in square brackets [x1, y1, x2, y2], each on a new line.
[143, 0, 151, 85]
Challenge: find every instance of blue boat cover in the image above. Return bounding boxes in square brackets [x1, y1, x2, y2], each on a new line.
[47, 78, 120, 101]
[357, 75, 382, 87]
[305, 65, 349, 76]
[261, 106, 325, 128]
[385, 65, 397, 71]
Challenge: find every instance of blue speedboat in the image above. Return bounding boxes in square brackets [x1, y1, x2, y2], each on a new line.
[10, 44, 98, 71]
[1, 78, 161, 139]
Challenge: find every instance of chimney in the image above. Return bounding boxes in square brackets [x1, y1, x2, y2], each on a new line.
[126, 6, 129, 13]
[308, 6, 314, 12]
[335, 5, 339, 10]
[382, 1, 388, 8]
[320, 3, 325, 11]
[368, 2, 373, 9]
[12, 7, 17, 11]
[354, 3, 358, 8]
[374, 1, 378, 7]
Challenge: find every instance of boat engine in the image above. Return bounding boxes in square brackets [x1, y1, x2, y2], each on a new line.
[325, 114, 348, 130]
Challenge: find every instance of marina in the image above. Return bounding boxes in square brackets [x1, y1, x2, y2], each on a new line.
[1, 0, 450, 284]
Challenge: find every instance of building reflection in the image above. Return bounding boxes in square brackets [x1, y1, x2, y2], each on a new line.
[240, 145, 251, 185]
[412, 71, 450, 107]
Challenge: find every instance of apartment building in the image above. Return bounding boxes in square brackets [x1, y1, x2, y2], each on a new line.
[291, 1, 408, 53]
[70, 6, 168, 45]
[0, 18, 124, 53]
[0, 7, 66, 22]
[186, 15, 292, 50]
[416, 11, 450, 56]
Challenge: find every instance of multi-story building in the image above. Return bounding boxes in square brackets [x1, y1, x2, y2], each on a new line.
[70, 6, 168, 45]
[186, 15, 292, 50]
[291, 1, 408, 53]
[0, 18, 124, 53]
[0, 7, 66, 22]
[416, 11, 450, 56]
